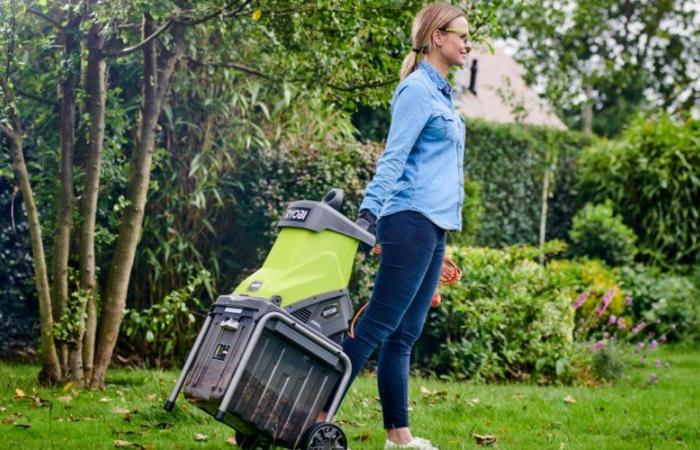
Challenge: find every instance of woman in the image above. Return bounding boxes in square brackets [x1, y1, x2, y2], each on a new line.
[322, 3, 471, 449]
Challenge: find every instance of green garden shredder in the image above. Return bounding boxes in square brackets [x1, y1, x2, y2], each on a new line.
[164, 189, 374, 450]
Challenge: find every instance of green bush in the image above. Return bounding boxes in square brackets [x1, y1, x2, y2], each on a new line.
[465, 120, 591, 247]
[617, 265, 700, 343]
[576, 115, 700, 265]
[418, 241, 575, 383]
[568, 201, 638, 265]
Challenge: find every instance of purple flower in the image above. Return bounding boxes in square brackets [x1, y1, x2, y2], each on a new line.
[590, 340, 607, 352]
[655, 359, 661, 368]
[649, 373, 658, 384]
[625, 296, 633, 306]
[631, 321, 648, 335]
[660, 335, 667, 343]
[647, 331, 655, 338]
[648, 339, 658, 351]
[634, 342, 645, 353]
[572, 292, 590, 310]
[595, 287, 617, 318]
[608, 314, 617, 324]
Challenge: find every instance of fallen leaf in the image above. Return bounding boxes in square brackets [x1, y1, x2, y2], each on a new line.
[111, 407, 131, 415]
[56, 395, 72, 403]
[420, 386, 435, 396]
[474, 433, 497, 446]
[0, 406, 7, 412]
[14, 388, 25, 399]
[146, 394, 157, 401]
[63, 382, 74, 393]
[352, 433, 371, 442]
[194, 432, 208, 442]
[100, 397, 112, 403]
[113, 440, 134, 448]
[468, 398, 481, 407]
[563, 395, 576, 404]
[512, 393, 525, 400]
[226, 436, 237, 446]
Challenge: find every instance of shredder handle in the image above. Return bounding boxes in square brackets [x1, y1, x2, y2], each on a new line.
[322, 188, 344, 212]
[164, 313, 214, 411]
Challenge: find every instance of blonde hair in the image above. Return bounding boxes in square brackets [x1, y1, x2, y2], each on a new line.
[400, 2, 466, 80]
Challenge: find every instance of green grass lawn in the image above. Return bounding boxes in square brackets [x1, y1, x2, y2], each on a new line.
[1, 345, 699, 449]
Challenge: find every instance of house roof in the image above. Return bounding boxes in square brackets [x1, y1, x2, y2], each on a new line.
[452, 45, 567, 130]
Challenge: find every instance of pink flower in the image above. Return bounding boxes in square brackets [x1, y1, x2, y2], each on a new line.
[631, 321, 648, 335]
[625, 296, 633, 306]
[608, 314, 617, 324]
[595, 287, 617, 318]
[634, 342, 645, 353]
[572, 292, 590, 310]
[660, 335, 667, 343]
[648, 339, 658, 351]
[590, 340, 607, 352]
[655, 359, 661, 368]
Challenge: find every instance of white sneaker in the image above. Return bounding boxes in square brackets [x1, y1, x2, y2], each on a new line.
[385, 437, 439, 449]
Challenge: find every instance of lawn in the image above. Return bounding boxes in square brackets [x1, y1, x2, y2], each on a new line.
[0, 345, 698, 449]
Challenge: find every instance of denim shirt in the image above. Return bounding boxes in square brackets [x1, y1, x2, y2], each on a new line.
[359, 60, 466, 231]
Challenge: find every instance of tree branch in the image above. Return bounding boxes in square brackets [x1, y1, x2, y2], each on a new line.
[187, 57, 397, 93]
[16, 87, 59, 108]
[27, 8, 63, 30]
[102, 19, 173, 58]
[175, 0, 252, 26]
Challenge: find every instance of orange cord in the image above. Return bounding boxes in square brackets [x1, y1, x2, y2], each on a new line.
[348, 246, 462, 338]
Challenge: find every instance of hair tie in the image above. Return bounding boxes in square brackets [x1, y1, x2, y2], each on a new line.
[412, 48, 422, 54]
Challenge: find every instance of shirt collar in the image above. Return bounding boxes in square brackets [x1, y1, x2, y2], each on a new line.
[420, 60, 452, 96]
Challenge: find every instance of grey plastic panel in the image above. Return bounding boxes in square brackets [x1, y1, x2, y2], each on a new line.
[277, 200, 376, 247]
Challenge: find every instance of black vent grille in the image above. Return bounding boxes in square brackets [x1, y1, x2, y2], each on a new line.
[290, 308, 312, 323]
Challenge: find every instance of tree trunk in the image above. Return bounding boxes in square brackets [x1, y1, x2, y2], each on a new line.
[76, 22, 107, 383]
[583, 82, 593, 136]
[539, 167, 550, 264]
[90, 17, 185, 388]
[2, 128, 62, 385]
[55, 13, 81, 380]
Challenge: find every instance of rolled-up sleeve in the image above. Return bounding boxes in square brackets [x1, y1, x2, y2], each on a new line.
[359, 79, 432, 217]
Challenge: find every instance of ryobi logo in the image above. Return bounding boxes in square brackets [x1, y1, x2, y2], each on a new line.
[321, 303, 339, 320]
[283, 207, 311, 222]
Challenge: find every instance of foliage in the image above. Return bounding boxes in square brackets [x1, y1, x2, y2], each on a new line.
[568, 201, 638, 265]
[576, 115, 700, 265]
[504, 0, 700, 136]
[464, 119, 591, 247]
[120, 270, 212, 367]
[418, 241, 576, 383]
[617, 264, 700, 343]
[550, 258, 626, 330]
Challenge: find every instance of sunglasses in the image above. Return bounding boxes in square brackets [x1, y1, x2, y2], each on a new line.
[439, 27, 471, 46]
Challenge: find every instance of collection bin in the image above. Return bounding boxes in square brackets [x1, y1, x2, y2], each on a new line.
[173, 296, 349, 449]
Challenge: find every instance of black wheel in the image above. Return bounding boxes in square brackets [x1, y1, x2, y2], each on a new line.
[235, 430, 270, 450]
[302, 422, 347, 450]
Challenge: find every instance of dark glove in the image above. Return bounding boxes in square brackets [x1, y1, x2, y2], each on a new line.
[355, 209, 377, 233]
[355, 210, 377, 253]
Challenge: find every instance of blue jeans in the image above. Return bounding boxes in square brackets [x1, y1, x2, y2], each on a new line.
[339, 210, 446, 429]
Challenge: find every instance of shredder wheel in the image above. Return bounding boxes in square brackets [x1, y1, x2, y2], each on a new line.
[301, 422, 347, 450]
[235, 430, 270, 450]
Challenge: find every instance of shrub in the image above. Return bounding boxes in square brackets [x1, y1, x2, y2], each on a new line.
[418, 241, 575, 383]
[465, 120, 591, 247]
[617, 265, 700, 343]
[568, 201, 638, 265]
[576, 115, 700, 265]
[550, 258, 626, 331]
